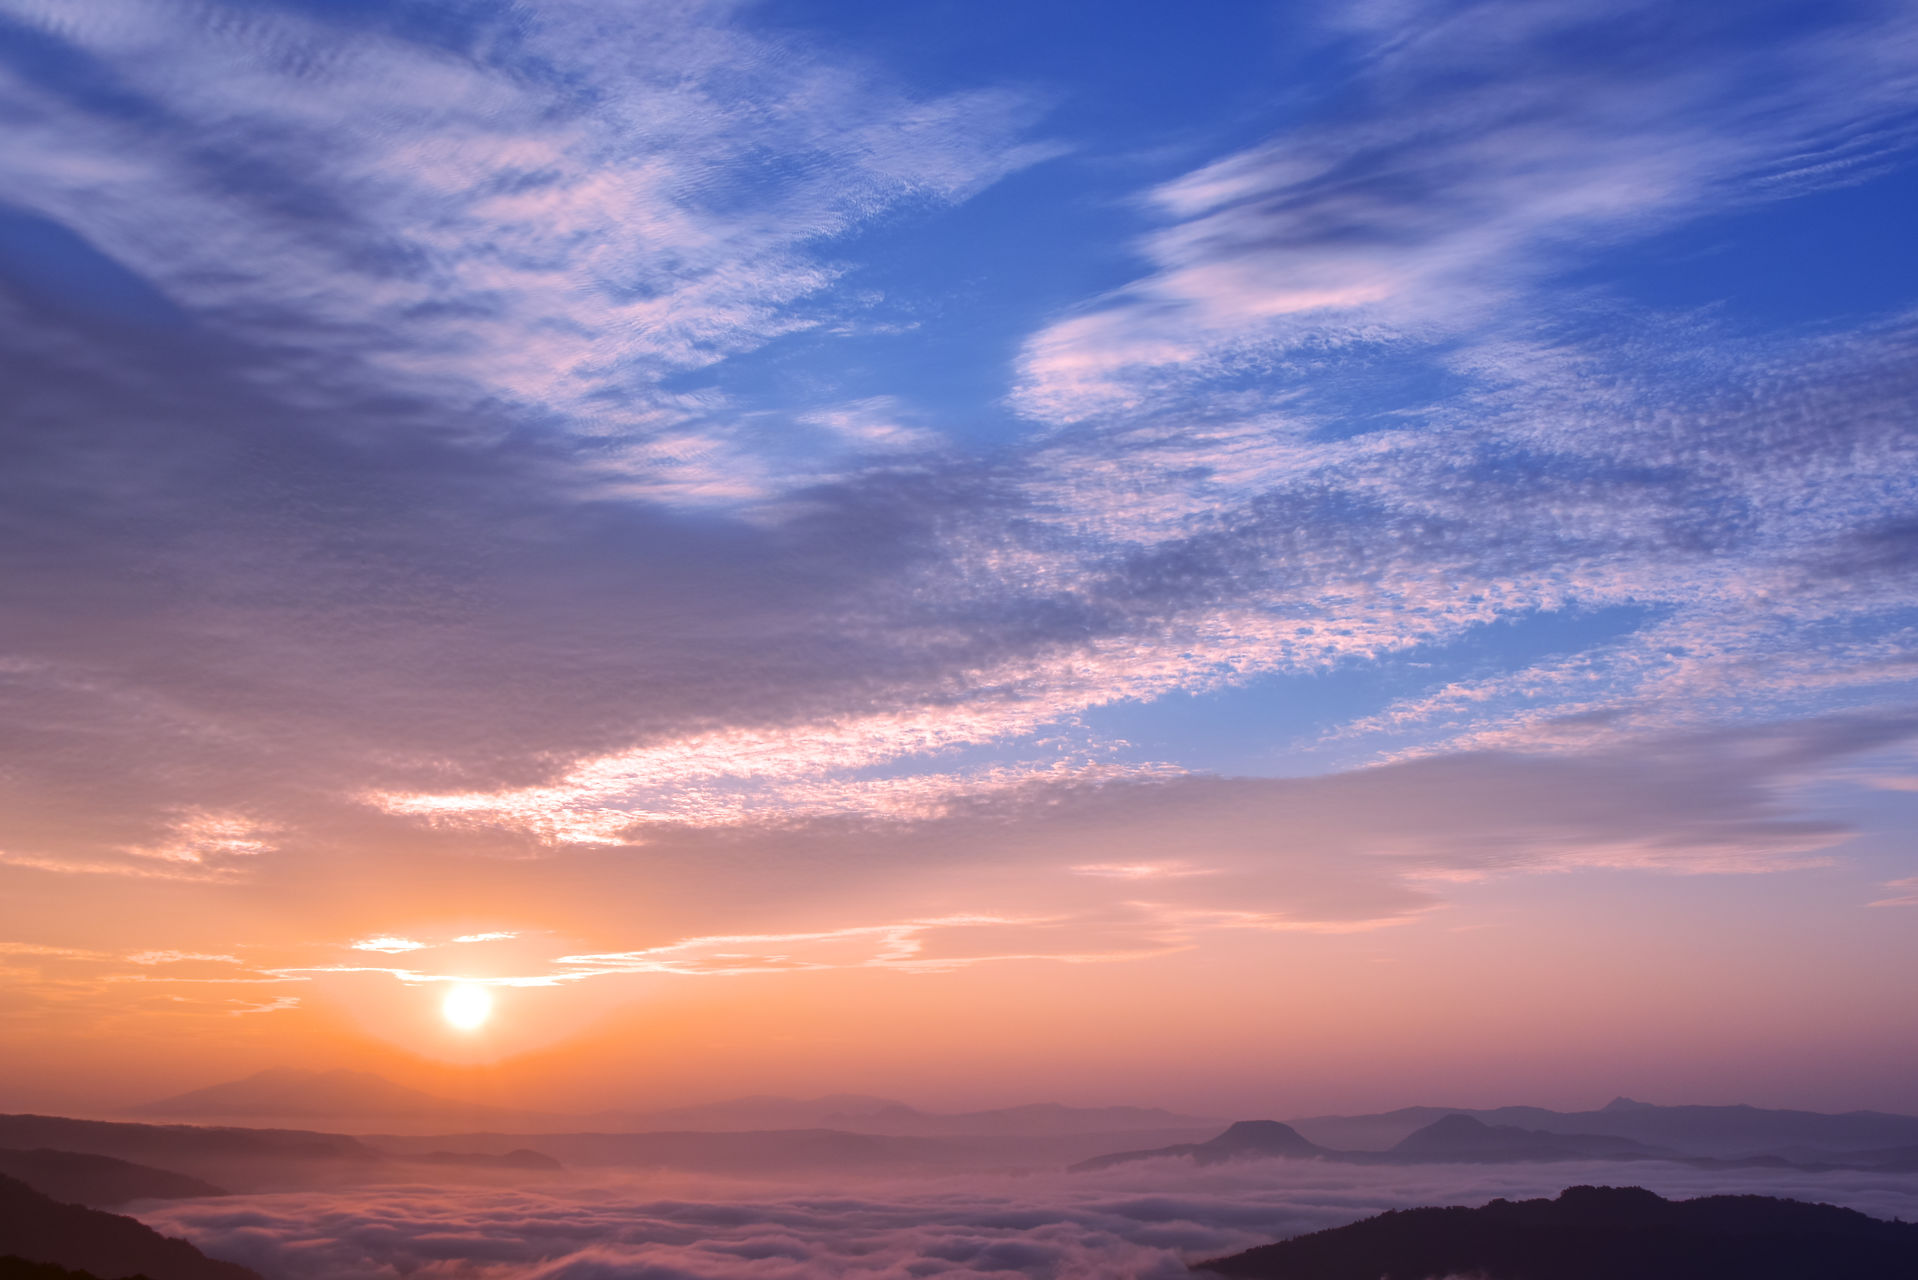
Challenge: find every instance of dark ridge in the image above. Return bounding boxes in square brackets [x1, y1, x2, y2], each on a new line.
[1196, 1184, 1918, 1280]
[0, 1115, 382, 1193]
[0, 1150, 225, 1207]
[1, 1258, 141, 1280]
[0, 1116, 377, 1165]
[0, 1174, 260, 1280]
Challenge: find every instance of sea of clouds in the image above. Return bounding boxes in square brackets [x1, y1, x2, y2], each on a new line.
[136, 1158, 1918, 1280]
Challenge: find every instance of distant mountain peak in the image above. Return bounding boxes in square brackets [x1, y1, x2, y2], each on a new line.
[132, 1068, 492, 1119]
[1069, 1118, 1326, 1171]
[1602, 1095, 1652, 1111]
[1390, 1113, 1529, 1155]
[1427, 1114, 1491, 1131]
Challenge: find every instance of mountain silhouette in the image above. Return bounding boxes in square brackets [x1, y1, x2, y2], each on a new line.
[0, 1114, 381, 1194]
[1072, 1111, 1915, 1175]
[1071, 1120, 1328, 1171]
[0, 1150, 223, 1207]
[1, 1260, 143, 1280]
[138, 1072, 1218, 1138]
[0, 1116, 378, 1168]
[1197, 1184, 1918, 1279]
[1388, 1114, 1666, 1161]
[0, 1174, 260, 1280]
[1288, 1099, 1918, 1157]
[134, 1069, 513, 1122]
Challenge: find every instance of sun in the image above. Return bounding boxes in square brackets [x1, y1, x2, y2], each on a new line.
[441, 983, 493, 1031]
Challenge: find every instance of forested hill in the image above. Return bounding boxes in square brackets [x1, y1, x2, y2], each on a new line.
[1197, 1184, 1918, 1280]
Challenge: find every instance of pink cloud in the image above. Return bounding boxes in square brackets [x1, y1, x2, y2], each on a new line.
[1869, 877, 1918, 908]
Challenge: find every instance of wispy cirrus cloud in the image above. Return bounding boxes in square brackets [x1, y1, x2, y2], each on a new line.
[1012, 0, 1918, 423]
[1870, 876, 1918, 908]
[0, 710, 1908, 1046]
[2, 0, 1912, 878]
[0, 940, 310, 1029]
[309, 712, 1918, 998]
[286, 912, 1193, 989]
[0, 0, 1050, 499]
[1072, 862, 1216, 881]
[125, 950, 241, 966]
[967, 0, 1918, 770]
[352, 936, 430, 955]
[122, 809, 274, 866]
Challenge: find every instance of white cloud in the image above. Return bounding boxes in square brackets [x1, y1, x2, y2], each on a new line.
[351, 936, 429, 954]
[124, 950, 241, 966]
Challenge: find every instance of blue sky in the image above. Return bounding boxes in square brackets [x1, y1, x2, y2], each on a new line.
[0, 0, 1916, 1109]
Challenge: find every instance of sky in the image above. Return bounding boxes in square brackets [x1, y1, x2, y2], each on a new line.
[0, 0, 1916, 1118]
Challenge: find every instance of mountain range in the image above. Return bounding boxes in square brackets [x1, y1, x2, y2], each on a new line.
[133, 1070, 1217, 1138]
[1286, 1095, 1918, 1157]
[1071, 1109, 1918, 1174]
[0, 1114, 385, 1195]
[11, 1102, 1913, 1196]
[134, 1072, 1918, 1158]
[0, 1111, 1209, 1189]
[2, 1072, 1900, 1186]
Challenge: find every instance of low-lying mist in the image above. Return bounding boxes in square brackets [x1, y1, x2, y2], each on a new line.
[133, 1158, 1918, 1280]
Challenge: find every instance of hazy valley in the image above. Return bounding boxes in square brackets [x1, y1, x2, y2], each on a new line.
[6, 1073, 1918, 1279]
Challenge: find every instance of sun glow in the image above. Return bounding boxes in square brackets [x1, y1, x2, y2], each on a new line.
[441, 983, 493, 1031]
